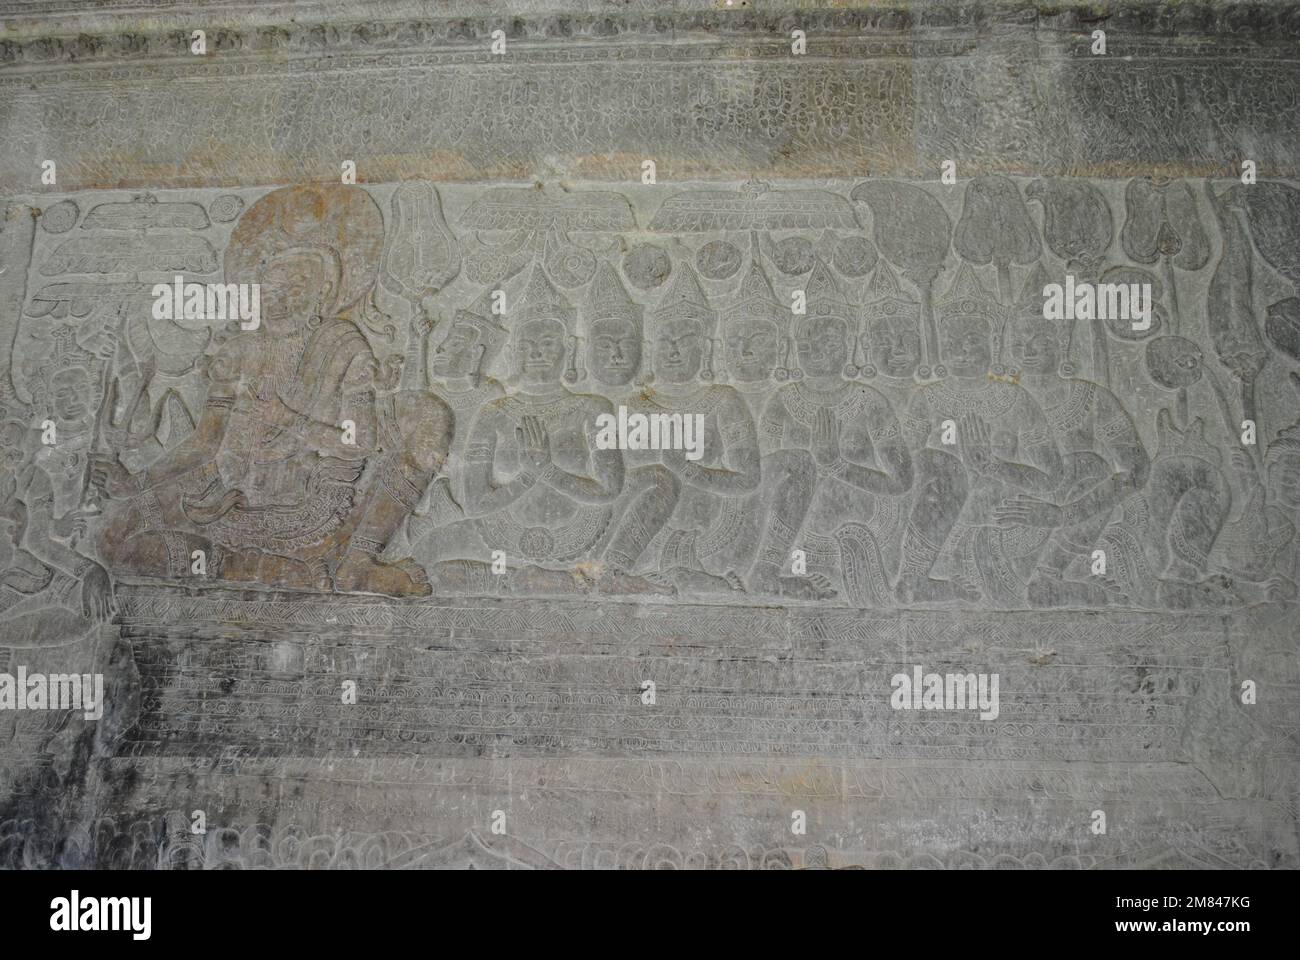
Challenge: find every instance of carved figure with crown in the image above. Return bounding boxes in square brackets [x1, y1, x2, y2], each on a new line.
[1205, 413, 1300, 605]
[893, 263, 1063, 605]
[575, 261, 678, 595]
[90, 184, 454, 597]
[721, 253, 789, 400]
[383, 286, 510, 567]
[994, 263, 1151, 607]
[1089, 405, 1294, 609]
[430, 265, 623, 595]
[754, 257, 911, 602]
[615, 260, 761, 595]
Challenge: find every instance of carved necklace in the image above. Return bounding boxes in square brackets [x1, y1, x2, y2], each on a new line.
[786, 381, 868, 427]
[500, 390, 586, 423]
[926, 378, 1017, 418]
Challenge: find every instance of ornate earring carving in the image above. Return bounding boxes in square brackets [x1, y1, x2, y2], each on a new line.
[564, 335, 583, 384]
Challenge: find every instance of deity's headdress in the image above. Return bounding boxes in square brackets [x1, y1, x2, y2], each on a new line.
[938, 261, 1009, 375]
[585, 261, 641, 330]
[446, 286, 510, 385]
[723, 259, 789, 380]
[224, 184, 384, 318]
[651, 259, 717, 380]
[1001, 261, 1074, 378]
[516, 264, 582, 382]
[859, 261, 920, 378]
[797, 256, 863, 378]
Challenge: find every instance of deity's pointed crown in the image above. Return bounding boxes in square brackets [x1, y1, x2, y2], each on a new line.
[1017, 261, 1054, 315]
[653, 260, 715, 333]
[518, 264, 575, 331]
[938, 261, 1001, 322]
[797, 256, 855, 337]
[585, 261, 642, 328]
[862, 261, 919, 323]
[724, 259, 783, 325]
[452, 287, 510, 348]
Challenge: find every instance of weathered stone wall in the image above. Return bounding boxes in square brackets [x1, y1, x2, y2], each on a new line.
[0, 1, 1297, 870]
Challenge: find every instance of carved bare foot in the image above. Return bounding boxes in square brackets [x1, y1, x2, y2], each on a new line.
[216, 547, 263, 584]
[597, 569, 676, 597]
[894, 573, 979, 604]
[1027, 570, 1125, 608]
[334, 553, 432, 598]
[666, 566, 746, 596]
[427, 560, 492, 595]
[751, 570, 837, 601]
[511, 564, 589, 595]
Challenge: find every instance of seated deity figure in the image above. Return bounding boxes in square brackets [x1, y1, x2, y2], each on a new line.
[430, 265, 624, 595]
[578, 262, 677, 595]
[852, 263, 926, 581]
[1210, 419, 1300, 602]
[994, 265, 1151, 606]
[383, 288, 509, 566]
[722, 259, 788, 398]
[607, 261, 762, 595]
[893, 264, 1063, 605]
[90, 185, 453, 598]
[755, 258, 912, 601]
[1095, 409, 1285, 609]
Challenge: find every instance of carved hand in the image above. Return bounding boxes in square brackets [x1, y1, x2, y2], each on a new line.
[52, 510, 89, 540]
[812, 408, 841, 467]
[993, 495, 1064, 528]
[415, 295, 439, 338]
[80, 562, 116, 622]
[234, 387, 293, 428]
[1264, 577, 1298, 603]
[89, 455, 140, 500]
[958, 413, 995, 476]
[518, 415, 552, 471]
[1230, 448, 1259, 489]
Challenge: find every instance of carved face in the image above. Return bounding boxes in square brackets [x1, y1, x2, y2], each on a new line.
[797, 315, 849, 378]
[1269, 451, 1300, 510]
[430, 320, 483, 381]
[260, 254, 333, 335]
[587, 317, 641, 386]
[653, 317, 706, 384]
[1010, 322, 1059, 376]
[942, 316, 993, 378]
[724, 315, 780, 383]
[867, 315, 922, 378]
[51, 366, 92, 423]
[515, 318, 568, 385]
[0, 421, 26, 472]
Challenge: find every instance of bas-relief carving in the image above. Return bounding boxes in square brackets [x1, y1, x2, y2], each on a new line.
[2, 172, 1299, 869]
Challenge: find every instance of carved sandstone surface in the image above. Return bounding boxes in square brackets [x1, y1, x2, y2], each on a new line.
[1, 1, 1300, 190]
[1, 2, 1299, 871]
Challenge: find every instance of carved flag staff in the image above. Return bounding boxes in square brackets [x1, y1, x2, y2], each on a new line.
[953, 175, 1041, 306]
[378, 181, 462, 391]
[1120, 177, 1209, 336]
[1027, 179, 1114, 389]
[851, 180, 951, 380]
[1206, 182, 1268, 449]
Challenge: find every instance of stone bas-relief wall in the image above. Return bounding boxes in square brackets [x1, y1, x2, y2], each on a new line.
[1, 173, 1297, 870]
[0, 0, 1298, 870]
